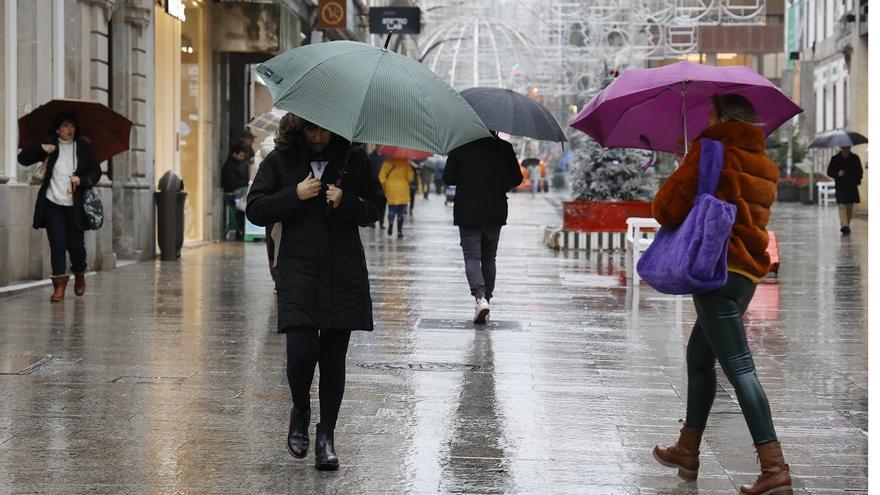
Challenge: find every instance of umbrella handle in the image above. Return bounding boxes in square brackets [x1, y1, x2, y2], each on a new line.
[681, 90, 689, 156]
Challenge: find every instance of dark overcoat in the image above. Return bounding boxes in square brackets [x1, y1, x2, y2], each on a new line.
[246, 135, 383, 333]
[443, 136, 523, 227]
[17, 138, 102, 231]
[827, 152, 863, 204]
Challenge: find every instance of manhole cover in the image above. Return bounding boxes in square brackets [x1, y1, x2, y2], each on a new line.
[0, 356, 55, 375]
[417, 319, 522, 330]
[358, 361, 480, 371]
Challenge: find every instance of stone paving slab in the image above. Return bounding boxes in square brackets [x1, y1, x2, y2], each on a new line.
[0, 192, 868, 493]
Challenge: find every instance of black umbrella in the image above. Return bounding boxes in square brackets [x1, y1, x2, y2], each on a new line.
[460, 87, 566, 143]
[808, 129, 868, 148]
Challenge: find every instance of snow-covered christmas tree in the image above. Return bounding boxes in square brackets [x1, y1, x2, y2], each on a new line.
[569, 133, 657, 201]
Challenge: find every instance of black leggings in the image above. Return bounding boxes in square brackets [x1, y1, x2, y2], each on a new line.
[286, 329, 352, 430]
[685, 273, 777, 445]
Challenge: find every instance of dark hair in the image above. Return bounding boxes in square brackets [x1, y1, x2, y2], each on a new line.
[230, 143, 249, 155]
[49, 111, 80, 139]
[711, 94, 760, 124]
[274, 113, 304, 151]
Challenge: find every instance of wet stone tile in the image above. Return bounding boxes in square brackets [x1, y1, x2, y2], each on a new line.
[0, 196, 867, 492]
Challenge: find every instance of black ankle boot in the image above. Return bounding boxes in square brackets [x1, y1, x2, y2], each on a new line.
[287, 407, 310, 458]
[314, 423, 339, 470]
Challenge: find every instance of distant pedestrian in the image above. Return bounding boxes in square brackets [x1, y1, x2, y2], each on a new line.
[826, 146, 863, 235]
[379, 156, 414, 239]
[221, 144, 250, 240]
[528, 162, 541, 197]
[246, 114, 383, 471]
[651, 94, 791, 495]
[409, 161, 420, 214]
[237, 127, 256, 162]
[431, 156, 446, 194]
[17, 111, 101, 302]
[368, 147, 388, 229]
[418, 160, 433, 199]
[443, 132, 523, 323]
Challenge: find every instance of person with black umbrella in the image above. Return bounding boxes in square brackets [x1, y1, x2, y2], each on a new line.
[444, 131, 523, 323]
[826, 146, 863, 235]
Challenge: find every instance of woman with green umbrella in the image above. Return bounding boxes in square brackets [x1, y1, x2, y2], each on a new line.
[246, 114, 383, 471]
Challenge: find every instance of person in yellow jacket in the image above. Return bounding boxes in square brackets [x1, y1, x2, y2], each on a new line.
[378, 157, 415, 238]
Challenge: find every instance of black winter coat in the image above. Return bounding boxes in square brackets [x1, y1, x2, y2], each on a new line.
[221, 156, 249, 192]
[827, 152, 863, 204]
[443, 136, 523, 226]
[17, 138, 102, 231]
[246, 135, 383, 333]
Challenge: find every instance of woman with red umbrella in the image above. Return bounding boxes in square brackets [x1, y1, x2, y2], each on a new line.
[17, 112, 101, 302]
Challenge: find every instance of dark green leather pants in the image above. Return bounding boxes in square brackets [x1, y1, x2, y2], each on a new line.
[684, 273, 777, 445]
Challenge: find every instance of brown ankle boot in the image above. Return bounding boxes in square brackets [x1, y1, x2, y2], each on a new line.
[740, 441, 792, 495]
[653, 425, 702, 480]
[74, 272, 86, 296]
[50, 275, 70, 302]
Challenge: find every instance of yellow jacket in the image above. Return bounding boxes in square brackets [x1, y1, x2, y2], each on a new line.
[379, 158, 414, 206]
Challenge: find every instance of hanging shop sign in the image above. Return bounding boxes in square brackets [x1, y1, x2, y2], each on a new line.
[369, 7, 421, 34]
[165, 0, 187, 22]
[319, 0, 348, 30]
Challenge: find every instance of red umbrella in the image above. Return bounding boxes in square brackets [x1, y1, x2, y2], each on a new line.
[376, 145, 432, 160]
[18, 99, 133, 162]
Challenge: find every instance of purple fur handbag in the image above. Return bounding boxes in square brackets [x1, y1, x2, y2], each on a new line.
[637, 138, 736, 295]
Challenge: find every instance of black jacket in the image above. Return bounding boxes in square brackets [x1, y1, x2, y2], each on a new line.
[17, 138, 102, 230]
[246, 135, 383, 332]
[443, 136, 523, 226]
[827, 152, 863, 204]
[221, 156, 249, 192]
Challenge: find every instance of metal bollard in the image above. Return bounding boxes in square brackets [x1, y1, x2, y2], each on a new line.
[155, 171, 187, 261]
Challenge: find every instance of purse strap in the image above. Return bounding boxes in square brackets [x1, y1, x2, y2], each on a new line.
[697, 138, 725, 196]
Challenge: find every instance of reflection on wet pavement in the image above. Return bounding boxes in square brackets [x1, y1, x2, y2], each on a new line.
[0, 193, 867, 493]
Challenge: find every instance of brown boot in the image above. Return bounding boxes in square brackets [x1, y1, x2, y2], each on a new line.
[740, 441, 792, 495]
[74, 272, 86, 296]
[50, 275, 70, 302]
[653, 425, 702, 481]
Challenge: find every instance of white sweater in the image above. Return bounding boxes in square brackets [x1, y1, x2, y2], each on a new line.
[46, 139, 76, 206]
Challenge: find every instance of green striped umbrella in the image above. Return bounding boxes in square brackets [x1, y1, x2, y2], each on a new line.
[256, 41, 490, 155]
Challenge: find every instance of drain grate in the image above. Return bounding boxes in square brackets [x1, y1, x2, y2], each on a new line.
[358, 361, 480, 371]
[110, 375, 186, 384]
[417, 319, 522, 330]
[0, 356, 55, 375]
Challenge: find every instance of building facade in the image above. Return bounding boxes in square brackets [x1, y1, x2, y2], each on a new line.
[1, 0, 368, 287]
[785, 0, 868, 210]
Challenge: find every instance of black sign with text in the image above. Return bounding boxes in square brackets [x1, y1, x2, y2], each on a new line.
[369, 7, 421, 34]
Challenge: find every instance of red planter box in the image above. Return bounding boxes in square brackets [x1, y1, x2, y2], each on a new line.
[562, 200, 653, 232]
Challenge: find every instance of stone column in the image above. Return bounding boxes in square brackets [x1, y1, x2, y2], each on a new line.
[80, 0, 118, 271]
[111, 0, 154, 260]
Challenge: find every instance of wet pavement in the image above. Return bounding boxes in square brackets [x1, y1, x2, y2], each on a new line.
[0, 191, 867, 494]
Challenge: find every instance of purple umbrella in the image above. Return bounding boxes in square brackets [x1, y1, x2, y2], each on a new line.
[570, 61, 803, 154]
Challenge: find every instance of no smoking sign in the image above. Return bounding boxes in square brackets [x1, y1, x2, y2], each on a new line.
[319, 0, 347, 30]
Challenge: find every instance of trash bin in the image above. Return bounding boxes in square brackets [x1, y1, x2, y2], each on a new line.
[155, 171, 187, 261]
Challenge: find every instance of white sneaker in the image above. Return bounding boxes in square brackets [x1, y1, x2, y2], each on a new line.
[473, 299, 490, 324]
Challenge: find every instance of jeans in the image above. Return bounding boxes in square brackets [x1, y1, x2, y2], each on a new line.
[458, 225, 502, 300]
[286, 329, 352, 430]
[45, 201, 86, 276]
[685, 273, 777, 445]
